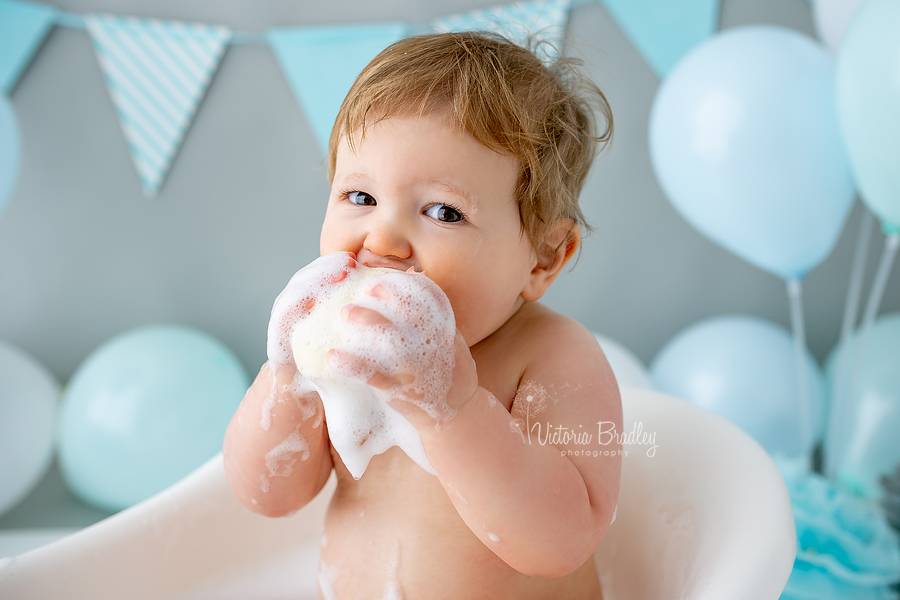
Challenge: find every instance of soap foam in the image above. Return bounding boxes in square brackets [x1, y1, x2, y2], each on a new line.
[263, 253, 354, 431]
[264, 427, 311, 479]
[382, 543, 405, 600]
[268, 252, 457, 480]
[317, 560, 338, 600]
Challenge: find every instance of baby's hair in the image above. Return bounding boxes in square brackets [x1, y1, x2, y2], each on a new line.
[327, 31, 613, 256]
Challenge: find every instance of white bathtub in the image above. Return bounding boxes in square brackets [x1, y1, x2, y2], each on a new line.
[0, 387, 797, 600]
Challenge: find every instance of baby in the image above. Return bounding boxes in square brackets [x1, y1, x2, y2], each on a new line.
[223, 31, 622, 599]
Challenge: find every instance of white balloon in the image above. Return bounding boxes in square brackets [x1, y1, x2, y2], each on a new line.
[593, 333, 654, 390]
[0, 341, 59, 516]
[813, 0, 866, 54]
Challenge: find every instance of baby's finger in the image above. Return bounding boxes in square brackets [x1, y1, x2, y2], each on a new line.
[325, 348, 375, 383]
[298, 296, 316, 316]
[367, 370, 416, 391]
[340, 303, 391, 326]
[327, 254, 357, 284]
[325, 349, 414, 391]
[373, 271, 449, 316]
[366, 282, 392, 301]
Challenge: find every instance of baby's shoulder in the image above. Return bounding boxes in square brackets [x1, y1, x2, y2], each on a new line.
[510, 302, 620, 419]
[513, 302, 603, 356]
[492, 302, 610, 387]
[473, 302, 608, 406]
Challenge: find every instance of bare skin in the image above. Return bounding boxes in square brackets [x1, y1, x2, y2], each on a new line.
[223, 114, 622, 598]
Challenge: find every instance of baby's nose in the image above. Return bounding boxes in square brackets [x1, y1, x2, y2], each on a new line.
[363, 218, 412, 260]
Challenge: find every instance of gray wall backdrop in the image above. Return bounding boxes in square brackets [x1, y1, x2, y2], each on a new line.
[1, 0, 897, 385]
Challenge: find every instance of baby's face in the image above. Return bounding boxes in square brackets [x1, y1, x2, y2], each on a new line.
[321, 112, 537, 346]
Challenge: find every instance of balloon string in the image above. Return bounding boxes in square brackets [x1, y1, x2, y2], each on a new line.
[860, 233, 899, 334]
[825, 207, 875, 478]
[837, 232, 899, 479]
[850, 232, 900, 393]
[787, 278, 812, 472]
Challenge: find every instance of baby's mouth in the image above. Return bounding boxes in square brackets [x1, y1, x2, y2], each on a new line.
[362, 261, 423, 274]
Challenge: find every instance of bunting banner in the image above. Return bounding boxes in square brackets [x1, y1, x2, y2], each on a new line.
[84, 15, 231, 197]
[0, 0, 727, 198]
[598, 0, 719, 77]
[431, 0, 571, 61]
[267, 23, 409, 156]
[0, 0, 58, 93]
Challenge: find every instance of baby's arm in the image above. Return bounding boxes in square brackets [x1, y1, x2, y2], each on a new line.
[223, 362, 333, 517]
[414, 321, 621, 578]
[223, 252, 359, 517]
[334, 288, 621, 577]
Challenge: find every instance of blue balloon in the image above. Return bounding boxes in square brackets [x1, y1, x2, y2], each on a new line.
[823, 313, 900, 499]
[836, 0, 900, 230]
[0, 341, 58, 517]
[58, 325, 249, 511]
[649, 26, 856, 280]
[651, 315, 826, 459]
[0, 93, 21, 217]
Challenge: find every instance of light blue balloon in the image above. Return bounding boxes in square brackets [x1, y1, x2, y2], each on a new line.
[58, 325, 249, 511]
[651, 315, 826, 459]
[823, 313, 900, 499]
[649, 26, 856, 280]
[0, 341, 58, 517]
[0, 93, 21, 216]
[836, 0, 900, 231]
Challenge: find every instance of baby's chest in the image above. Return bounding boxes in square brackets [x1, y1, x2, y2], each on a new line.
[328, 445, 474, 539]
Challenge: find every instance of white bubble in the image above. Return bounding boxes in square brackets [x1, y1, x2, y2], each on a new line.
[447, 483, 468, 505]
[264, 428, 311, 479]
[318, 560, 339, 600]
[382, 543, 404, 600]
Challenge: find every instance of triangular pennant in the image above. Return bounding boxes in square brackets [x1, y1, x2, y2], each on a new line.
[267, 23, 409, 157]
[599, 0, 719, 78]
[430, 0, 571, 61]
[0, 0, 58, 93]
[85, 14, 231, 197]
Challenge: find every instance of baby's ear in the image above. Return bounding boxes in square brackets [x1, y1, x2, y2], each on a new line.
[521, 220, 580, 302]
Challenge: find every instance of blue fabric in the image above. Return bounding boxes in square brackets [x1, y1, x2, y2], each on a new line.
[267, 23, 408, 157]
[777, 459, 900, 600]
[0, 0, 58, 93]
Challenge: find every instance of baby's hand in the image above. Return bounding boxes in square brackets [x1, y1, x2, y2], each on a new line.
[326, 270, 477, 429]
[263, 252, 357, 428]
[268, 252, 357, 370]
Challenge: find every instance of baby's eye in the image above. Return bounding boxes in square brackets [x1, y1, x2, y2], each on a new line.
[348, 191, 376, 206]
[425, 204, 463, 223]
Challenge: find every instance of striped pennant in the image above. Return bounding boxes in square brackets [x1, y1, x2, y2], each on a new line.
[85, 15, 231, 197]
[431, 0, 571, 61]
